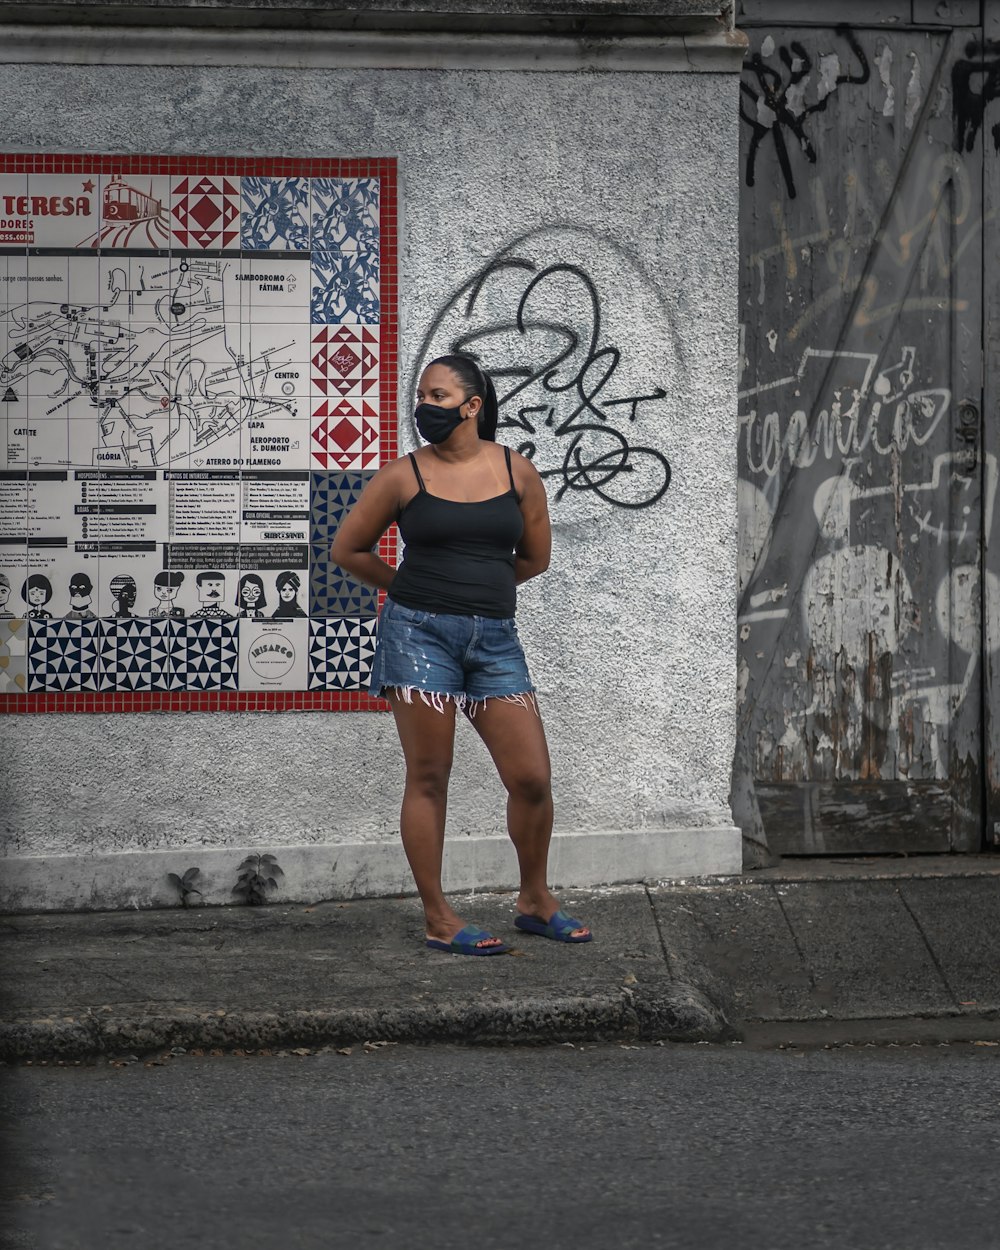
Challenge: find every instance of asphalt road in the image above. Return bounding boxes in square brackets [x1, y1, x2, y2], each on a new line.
[2, 1042, 999, 1250]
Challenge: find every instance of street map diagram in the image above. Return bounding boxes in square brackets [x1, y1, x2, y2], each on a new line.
[1, 255, 310, 472]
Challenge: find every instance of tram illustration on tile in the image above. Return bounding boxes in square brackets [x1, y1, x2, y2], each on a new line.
[0, 154, 397, 712]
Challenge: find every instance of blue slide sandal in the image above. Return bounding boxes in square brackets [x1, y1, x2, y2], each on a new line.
[514, 909, 593, 943]
[426, 924, 510, 955]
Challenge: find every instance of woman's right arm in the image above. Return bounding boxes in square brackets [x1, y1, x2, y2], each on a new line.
[329, 464, 403, 591]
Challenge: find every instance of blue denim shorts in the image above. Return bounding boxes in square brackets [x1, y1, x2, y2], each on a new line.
[369, 597, 535, 712]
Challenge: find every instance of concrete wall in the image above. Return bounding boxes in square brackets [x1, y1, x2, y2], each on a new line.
[0, 18, 745, 908]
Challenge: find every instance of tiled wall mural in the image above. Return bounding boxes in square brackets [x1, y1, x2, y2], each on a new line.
[0, 155, 398, 712]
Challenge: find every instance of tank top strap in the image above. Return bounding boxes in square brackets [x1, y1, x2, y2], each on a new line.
[503, 445, 517, 494]
[408, 452, 427, 492]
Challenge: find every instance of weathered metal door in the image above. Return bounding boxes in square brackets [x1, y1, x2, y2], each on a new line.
[735, 1, 993, 855]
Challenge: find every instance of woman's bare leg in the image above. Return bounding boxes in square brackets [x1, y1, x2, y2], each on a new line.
[387, 691, 504, 949]
[467, 696, 589, 939]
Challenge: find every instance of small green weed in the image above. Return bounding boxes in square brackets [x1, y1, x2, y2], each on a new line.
[233, 853, 284, 905]
[167, 867, 203, 906]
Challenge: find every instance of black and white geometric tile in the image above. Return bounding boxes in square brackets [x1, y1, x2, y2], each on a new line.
[167, 619, 239, 692]
[309, 471, 380, 619]
[27, 619, 101, 693]
[309, 543, 379, 620]
[99, 618, 171, 692]
[310, 470, 372, 531]
[308, 618, 377, 691]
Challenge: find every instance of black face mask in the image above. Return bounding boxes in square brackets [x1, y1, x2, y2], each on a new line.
[415, 401, 466, 445]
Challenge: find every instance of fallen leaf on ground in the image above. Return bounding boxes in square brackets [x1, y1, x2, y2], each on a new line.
[337, 1047, 353, 1056]
[291, 1047, 312, 1056]
[972, 1040, 999, 1047]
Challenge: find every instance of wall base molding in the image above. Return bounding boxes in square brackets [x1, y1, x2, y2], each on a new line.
[0, 23, 747, 72]
[1, 826, 743, 913]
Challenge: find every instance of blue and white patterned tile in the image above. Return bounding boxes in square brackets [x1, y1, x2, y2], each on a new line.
[241, 176, 310, 252]
[27, 619, 101, 693]
[310, 177, 379, 252]
[308, 617, 377, 690]
[167, 618, 239, 692]
[310, 251, 379, 325]
[310, 470, 372, 533]
[308, 543, 379, 619]
[99, 618, 171, 692]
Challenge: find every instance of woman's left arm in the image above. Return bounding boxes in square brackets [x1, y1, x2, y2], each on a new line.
[514, 456, 551, 584]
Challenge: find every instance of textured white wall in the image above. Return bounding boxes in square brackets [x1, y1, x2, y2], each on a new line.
[0, 60, 740, 875]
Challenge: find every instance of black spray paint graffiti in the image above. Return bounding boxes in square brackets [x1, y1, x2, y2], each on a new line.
[740, 25, 870, 200]
[953, 40, 1000, 154]
[416, 258, 672, 510]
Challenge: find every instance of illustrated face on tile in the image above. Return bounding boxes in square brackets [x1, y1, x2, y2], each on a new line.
[154, 578, 179, 604]
[239, 577, 263, 608]
[109, 574, 137, 613]
[151, 570, 186, 618]
[197, 573, 226, 605]
[68, 573, 93, 610]
[25, 577, 52, 608]
[0, 578, 10, 610]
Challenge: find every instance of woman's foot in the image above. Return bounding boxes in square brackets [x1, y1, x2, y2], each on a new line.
[515, 889, 590, 941]
[425, 910, 506, 951]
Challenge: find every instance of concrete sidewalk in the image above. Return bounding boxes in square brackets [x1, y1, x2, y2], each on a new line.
[2, 856, 1000, 1060]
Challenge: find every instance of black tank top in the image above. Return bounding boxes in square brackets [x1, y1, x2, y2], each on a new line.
[388, 447, 524, 619]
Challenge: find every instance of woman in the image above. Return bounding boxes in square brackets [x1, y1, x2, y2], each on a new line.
[236, 573, 268, 619]
[149, 569, 186, 619]
[21, 573, 53, 620]
[108, 574, 137, 619]
[331, 353, 590, 956]
[271, 570, 306, 618]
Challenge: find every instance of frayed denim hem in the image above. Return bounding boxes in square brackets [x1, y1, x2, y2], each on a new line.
[379, 686, 539, 718]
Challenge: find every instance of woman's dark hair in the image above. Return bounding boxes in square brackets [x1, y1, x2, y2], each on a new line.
[430, 353, 499, 442]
